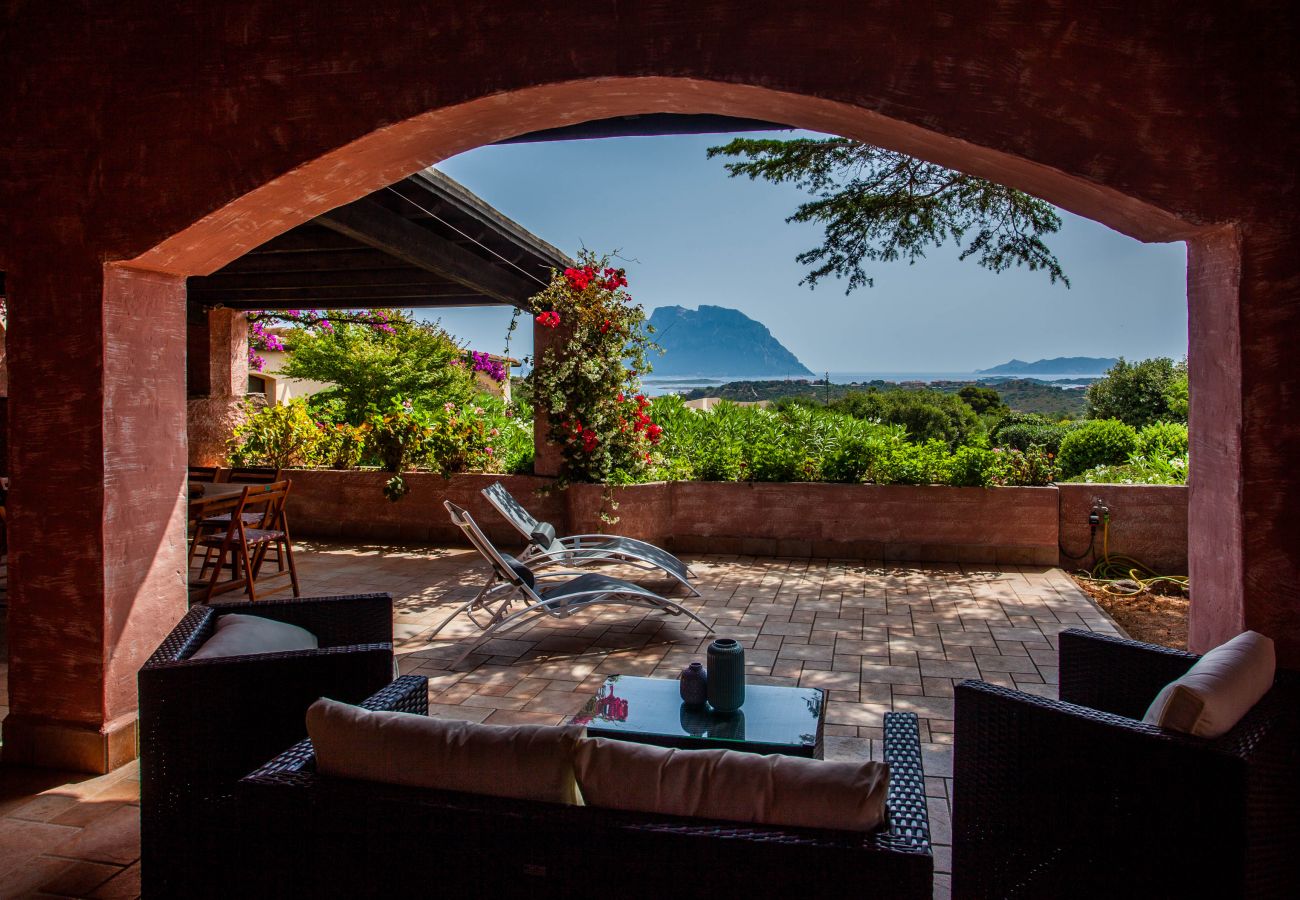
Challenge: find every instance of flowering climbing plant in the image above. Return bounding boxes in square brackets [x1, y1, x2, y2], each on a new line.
[528, 251, 661, 485]
[247, 308, 396, 372]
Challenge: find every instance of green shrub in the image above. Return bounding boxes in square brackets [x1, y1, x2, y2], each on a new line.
[1057, 419, 1138, 478]
[957, 385, 1007, 416]
[316, 422, 367, 469]
[872, 440, 950, 485]
[823, 429, 892, 483]
[831, 388, 983, 448]
[944, 446, 1001, 487]
[1085, 357, 1187, 427]
[1135, 421, 1189, 461]
[228, 399, 324, 469]
[1068, 455, 1187, 485]
[989, 412, 1046, 439]
[994, 420, 1073, 455]
[992, 446, 1060, 486]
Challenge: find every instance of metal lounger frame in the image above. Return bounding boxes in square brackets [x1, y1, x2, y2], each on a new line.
[480, 481, 698, 594]
[433, 501, 713, 666]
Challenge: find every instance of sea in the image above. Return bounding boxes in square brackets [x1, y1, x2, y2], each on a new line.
[640, 371, 1103, 397]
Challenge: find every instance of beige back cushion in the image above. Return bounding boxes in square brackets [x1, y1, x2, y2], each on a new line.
[1143, 630, 1276, 738]
[306, 698, 585, 805]
[574, 737, 889, 832]
[190, 613, 318, 660]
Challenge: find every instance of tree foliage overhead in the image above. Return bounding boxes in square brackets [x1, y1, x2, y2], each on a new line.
[707, 137, 1069, 293]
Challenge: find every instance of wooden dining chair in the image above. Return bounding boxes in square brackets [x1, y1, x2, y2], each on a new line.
[192, 481, 300, 603]
[187, 465, 222, 484]
[227, 466, 282, 485]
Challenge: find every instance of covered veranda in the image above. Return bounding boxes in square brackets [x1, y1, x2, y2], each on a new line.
[0, 542, 1110, 896]
[0, 2, 1296, 897]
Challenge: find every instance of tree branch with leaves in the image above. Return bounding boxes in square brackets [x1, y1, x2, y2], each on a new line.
[707, 137, 1069, 293]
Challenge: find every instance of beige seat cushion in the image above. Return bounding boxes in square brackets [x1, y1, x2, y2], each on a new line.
[190, 613, 317, 660]
[1143, 630, 1276, 738]
[306, 698, 585, 805]
[574, 737, 889, 832]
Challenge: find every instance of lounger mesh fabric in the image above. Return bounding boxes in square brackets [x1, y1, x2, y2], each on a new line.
[481, 481, 696, 591]
[432, 501, 713, 666]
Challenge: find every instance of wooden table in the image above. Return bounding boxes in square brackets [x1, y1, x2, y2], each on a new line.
[187, 482, 246, 519]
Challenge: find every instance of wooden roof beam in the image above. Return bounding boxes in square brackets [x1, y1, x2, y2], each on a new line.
[315, 198, 539, 305]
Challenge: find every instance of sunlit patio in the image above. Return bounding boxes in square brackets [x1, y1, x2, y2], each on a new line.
[0, 542, 1121, 898]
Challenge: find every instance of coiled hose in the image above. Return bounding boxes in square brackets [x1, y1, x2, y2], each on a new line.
[1073, 516, 1190, 597]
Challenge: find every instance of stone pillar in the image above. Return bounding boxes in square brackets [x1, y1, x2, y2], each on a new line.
[3, 262, 189, 772]
[531, 315, 564, 478]
[186, 308, 249, 466]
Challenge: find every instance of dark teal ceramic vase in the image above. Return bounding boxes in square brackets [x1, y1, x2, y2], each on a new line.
[706, 638, 746, 712]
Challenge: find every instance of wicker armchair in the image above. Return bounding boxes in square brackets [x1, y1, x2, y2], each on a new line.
[238, 686, 933, 898]
[953, 628, 1300, 899]
[138, 594, 396, 899]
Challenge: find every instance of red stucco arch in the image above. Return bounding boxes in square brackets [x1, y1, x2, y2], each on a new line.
[129, 77, 1198, 278]
[1, 2, 1294, 772]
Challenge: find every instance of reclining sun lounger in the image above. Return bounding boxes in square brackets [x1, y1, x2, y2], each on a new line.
[481, 481, 698, 595]
[432, 501, 713, 666]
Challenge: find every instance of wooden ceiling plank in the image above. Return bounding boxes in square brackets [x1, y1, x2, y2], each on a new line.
[315, 198, 536, 305]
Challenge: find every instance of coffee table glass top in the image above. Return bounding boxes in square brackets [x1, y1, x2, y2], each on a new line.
[572, 675, 824, 756]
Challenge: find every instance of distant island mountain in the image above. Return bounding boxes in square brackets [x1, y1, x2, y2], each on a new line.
[647, 305, 813, 377]
[977, 356, 1118, 375]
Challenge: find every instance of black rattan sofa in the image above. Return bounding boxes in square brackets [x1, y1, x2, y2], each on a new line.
[138, 593, 396, 898]
[238, 676, 935, 898]
[953, 628, 1300, 899]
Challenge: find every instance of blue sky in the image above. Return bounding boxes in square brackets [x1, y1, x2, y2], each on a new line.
[429, 131, 1187, 374]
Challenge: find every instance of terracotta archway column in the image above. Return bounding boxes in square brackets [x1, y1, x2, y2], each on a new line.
[1187, 220, 1300, 663]
[186, 308, 249, 466]
[2, 260, 189, 772]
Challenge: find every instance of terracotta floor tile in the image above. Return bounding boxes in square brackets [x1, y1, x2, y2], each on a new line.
[0, 544, 1127, 900]
[0, 854, 74, 898]
[38, 859, 124, 896]
[89, 861, 141, 899]
[51, 805, 140, 866]
[0, 819, 81, 875]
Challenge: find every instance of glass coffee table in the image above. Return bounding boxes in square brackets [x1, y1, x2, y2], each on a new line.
[571, 674, 825, 758]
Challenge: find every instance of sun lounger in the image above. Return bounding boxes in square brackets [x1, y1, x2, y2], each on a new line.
[432, 501, 713, 666]
[481, 481, 698, 595]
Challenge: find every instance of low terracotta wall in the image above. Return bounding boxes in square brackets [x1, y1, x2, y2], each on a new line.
[281, 471, 1188, 568]
[566, 482, 674, 546]
[283, 473, 1196, 566]
[284, 470, 563, 546]
[668, 482, 1059, 564]
[1057, 483, 1188, 573]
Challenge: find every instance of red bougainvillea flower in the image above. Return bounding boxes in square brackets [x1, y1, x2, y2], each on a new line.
[600, 319, 611, 333]
[563, 266, 597, 292]
[581, 429, 599, 453]
[535, 310, 561, 328]
[616, 392, 625, 403]
[647, 423, 663, 444]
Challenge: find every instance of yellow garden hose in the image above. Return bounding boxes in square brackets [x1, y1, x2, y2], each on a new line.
[1078, 516, 1189, 597]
